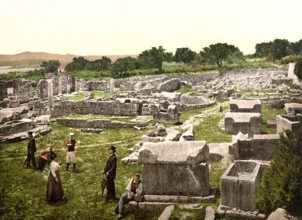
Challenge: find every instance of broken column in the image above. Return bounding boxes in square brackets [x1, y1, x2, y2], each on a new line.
[138, 141, 210, 196]
[47, 79, 53, 111]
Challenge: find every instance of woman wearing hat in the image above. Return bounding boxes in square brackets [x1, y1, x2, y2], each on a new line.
[103, 145, 117, 202]
[46, 152, 64, 202]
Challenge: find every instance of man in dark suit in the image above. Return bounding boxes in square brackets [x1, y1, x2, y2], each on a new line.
[104, 146, 117, 202]
[27, 131, 36, 168]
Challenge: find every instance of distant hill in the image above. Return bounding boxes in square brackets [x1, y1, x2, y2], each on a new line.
[0, 51, 138, 69]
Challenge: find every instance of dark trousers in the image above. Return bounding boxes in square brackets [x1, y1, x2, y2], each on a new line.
[106, 177, 115, 201]
[27, 152, 36, 168]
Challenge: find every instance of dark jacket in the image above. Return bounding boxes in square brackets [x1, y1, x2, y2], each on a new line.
[27, 137, 36, 153]
[104, 154, 117, 179]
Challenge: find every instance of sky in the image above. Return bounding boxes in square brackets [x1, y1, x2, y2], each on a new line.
[1, 0, 302, 56]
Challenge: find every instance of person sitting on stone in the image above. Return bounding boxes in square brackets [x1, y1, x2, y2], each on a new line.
[114, 173, 143, 219]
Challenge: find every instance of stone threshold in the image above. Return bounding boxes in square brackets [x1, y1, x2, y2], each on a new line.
[216, 204, 266, 220]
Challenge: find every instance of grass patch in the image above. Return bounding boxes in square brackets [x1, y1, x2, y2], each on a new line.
[261, 104, 286, 134]
[0, 123, 154, 219]
[176, 84, 194, 94]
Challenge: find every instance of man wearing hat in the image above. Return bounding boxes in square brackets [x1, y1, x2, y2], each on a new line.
[66, 132, 76, 171]
[27, 131, 37, 168]
[103, 146, 117, 202]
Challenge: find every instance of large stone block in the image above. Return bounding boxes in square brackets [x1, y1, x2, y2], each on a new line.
[138, 141, 210, 196]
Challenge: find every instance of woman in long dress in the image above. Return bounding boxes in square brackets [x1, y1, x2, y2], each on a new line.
[46, 152, 64, 202]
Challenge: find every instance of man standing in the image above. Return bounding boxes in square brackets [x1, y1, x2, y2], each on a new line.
[66, 132, 76, 171]
[27, 131, 36, 168]
[104, 146, 117, 202]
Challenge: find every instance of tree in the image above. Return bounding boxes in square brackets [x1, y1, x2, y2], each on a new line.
[65, 57, 89, 71]
[268, 39, 290, 60]
[255, 42, 272, 58]
[290, 39, 302, 55]
[86, 56, 112, 71]
[294, 59, 302, 80]
[40, 60, 60, 73]
[200, 43, 242, 69]
[138, 46, 167, 72]
[256, 129, 302, 214]
[111, 57, 137, 78]
[174, 47, 196, 64]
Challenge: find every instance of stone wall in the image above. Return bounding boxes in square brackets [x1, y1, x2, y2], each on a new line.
[51, 99, 141, 117]
[56, 118, 147, 129]
[233, 134, 279, 160]
[0, 79, 34, 106]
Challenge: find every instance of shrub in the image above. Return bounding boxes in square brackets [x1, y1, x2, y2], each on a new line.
[256, 129, 302, 214]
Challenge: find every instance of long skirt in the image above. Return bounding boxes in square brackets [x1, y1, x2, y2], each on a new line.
[46, 171, 64, 202]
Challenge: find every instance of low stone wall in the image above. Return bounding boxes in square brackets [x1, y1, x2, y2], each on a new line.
[56, 118, 147, 129]
[51, 99, 141, 117]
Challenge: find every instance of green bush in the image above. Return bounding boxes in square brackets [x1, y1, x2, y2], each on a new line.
[294, 59, 302, 80]
[256, 129, 302, 214]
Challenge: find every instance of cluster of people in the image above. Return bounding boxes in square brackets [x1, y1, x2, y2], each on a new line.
[25, 131, 143, 218]
[25, 132, 77, 203]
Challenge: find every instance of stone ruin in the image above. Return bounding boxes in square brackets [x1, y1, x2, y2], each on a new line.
[220, 160, 263, 211]
[284, 102, 302, 116]
[138, 141, 210, 196]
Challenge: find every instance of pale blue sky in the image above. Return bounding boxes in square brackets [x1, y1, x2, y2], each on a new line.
[1, 0, 301, 55]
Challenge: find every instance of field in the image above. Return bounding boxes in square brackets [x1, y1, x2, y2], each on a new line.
[0, 103, 284, 219]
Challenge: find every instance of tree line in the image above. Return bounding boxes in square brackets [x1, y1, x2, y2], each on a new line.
[41, 38, 302, 79]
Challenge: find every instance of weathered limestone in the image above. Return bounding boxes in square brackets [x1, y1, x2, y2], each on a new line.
[156, 78, 180, 92]
[138, 141, 210, 196]
[221, 160, 262, 211]
[284, 103, 302, 116]
[224, 112, 261, 134]
[158, 205, 175, 220]
[56, 118, 147, 129]
[230, 99, 261, 113]
[267, 208, 298, 220]
[233, 134, 279, 160]
[276, 115, 301, 134]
